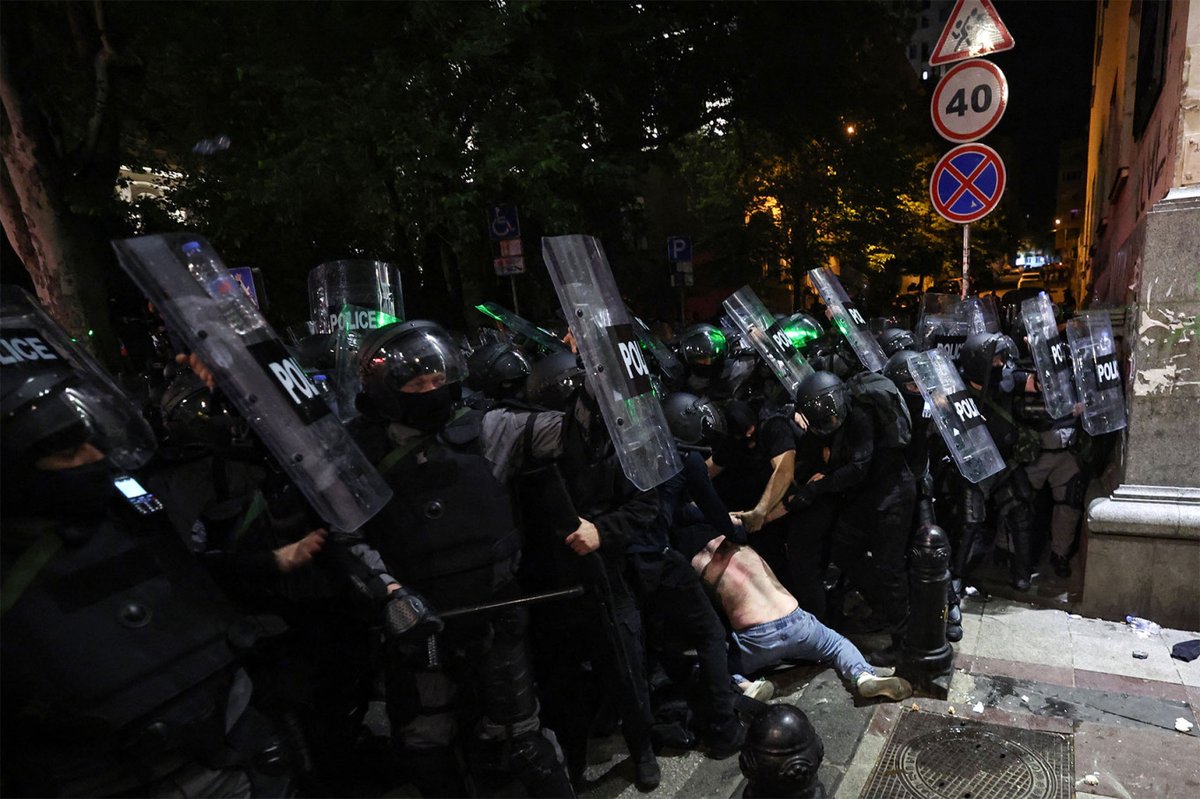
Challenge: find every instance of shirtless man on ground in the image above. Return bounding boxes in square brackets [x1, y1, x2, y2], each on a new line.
[693, 535, 912, 701]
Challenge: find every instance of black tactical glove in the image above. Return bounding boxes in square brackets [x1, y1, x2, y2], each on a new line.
[384, 586, 444, 640]
[786, 485, 815, 512]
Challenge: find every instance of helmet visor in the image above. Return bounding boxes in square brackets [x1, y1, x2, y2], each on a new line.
[364, 326, 468, 394]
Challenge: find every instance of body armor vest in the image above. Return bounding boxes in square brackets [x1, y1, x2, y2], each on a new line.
[1, 511, 239, 793]
[371, 410, 522, 595]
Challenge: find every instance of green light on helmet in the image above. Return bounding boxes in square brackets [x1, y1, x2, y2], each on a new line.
[706, 327, 727, 355]
[785, 326, 819, 348]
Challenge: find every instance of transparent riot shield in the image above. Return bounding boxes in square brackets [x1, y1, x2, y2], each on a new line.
[308, 260, 403, 335]
[721, 286, 814, 400]
[959, 295, 1001, 335]
[915, 293, 969, 362]
[806, 267, 887, 372]
[632, 315, 685, 385]
[1065, 312, 1127, 436]
[113, 233, 392, 531]
[906, 349, 1005, 483]
[1021, 292, 1077, 419]
[474, 301, 568, 356]
[1, 285, 157, 470]
[541, 235, 681, 490]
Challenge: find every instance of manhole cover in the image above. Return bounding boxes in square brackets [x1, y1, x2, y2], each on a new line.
[860, 710, 1072, 799]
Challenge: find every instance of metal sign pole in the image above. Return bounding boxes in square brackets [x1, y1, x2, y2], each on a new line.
[510, 275, 520, 316]
[961, 223, 971, 299]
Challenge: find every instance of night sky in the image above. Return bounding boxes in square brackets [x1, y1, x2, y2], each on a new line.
[980, 0, 1097, 235]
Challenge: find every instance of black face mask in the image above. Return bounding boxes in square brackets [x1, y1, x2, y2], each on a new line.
[37, 460, 115, 523]
[392, 384, 461, 432]
[902, 390, 925, 420]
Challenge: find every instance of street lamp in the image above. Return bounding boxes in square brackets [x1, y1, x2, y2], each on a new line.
[845, 124, 856, 136]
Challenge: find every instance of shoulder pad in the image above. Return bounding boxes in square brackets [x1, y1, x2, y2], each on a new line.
[441, 408, 484, 447]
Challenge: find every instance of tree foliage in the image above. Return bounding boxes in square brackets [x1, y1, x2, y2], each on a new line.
[3, 0, 1019, 346]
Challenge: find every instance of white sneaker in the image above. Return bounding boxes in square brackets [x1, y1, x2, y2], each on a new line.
[739, 678, 775, 702]
[855, 672, 912, 701]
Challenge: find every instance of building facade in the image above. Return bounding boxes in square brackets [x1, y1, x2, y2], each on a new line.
[1077, 0, 1200, 630]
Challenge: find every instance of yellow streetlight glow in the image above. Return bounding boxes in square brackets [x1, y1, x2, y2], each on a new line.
[845, 124, 856, 135]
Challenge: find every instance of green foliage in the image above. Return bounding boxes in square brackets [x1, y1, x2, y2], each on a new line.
[10, 0, 1022, 329]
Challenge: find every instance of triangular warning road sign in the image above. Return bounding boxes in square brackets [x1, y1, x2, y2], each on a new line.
[930, 0, 1015, 66]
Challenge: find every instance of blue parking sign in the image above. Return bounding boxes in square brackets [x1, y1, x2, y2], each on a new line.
[667, 236, 692, 263]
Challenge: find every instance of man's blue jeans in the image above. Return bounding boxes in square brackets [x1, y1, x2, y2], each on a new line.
[728, 606, 875, 685]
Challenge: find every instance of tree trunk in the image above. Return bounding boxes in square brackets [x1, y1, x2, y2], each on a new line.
[0, 13, 121, 366]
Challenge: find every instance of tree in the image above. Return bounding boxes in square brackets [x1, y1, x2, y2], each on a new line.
[1, 1, 143, 358]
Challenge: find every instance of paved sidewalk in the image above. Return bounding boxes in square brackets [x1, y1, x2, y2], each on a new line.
[579, 595, 1200, 798]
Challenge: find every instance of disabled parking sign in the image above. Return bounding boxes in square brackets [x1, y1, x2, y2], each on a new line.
[929, 143, 1006, 224]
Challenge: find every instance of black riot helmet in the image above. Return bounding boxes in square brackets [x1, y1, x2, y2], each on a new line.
[877, 328, 916, 357]
[525, 350, 586, 411]
[291, 333, 338, 374]
[782, 312, 825, 353]
[357, 320, 467, 429]
[1, 366, 95, 468]
[882, 351, 920, 396]
[675, 323, 729, 380]
[795, 370, 850, 436]
[466, 341, 533, 401]
[959, 331, 1018, 389]
[160, 371, 247, 452]
[662, 391, 728, 448]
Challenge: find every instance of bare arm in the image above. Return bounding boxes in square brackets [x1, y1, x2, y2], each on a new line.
[737, 449, 795, 533]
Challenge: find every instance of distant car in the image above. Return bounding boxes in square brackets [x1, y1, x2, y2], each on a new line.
[1017, 269, 1044, 290]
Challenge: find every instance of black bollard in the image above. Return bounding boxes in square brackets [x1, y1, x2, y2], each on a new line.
[900, 520, 955, 697]
[738, 704, 826, 799]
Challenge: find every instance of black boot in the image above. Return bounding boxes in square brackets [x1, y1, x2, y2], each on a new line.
[867, 635, 904, 668]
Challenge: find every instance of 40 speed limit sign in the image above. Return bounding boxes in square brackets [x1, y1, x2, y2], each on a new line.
[931, 59, 1009, 143]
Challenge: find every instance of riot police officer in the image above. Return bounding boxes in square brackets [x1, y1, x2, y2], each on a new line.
[674, 323, 754, 399]
[792, 371, 915, 664]
[336, 320, 575, 798]
[524, 351, 665, 789]
[953, 332, 1041, 591]
[1, 290, 290, 798]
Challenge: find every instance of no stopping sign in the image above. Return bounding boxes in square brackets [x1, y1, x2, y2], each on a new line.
[931, 59, 1009, 143]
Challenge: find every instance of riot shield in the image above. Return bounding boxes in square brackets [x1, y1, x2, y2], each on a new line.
[474, 301, 568, 356]
[905, 349, 1005, 483]
[721, 286, 814, 400]
[632, 315, 685, 385]
[1065, 312, 1127, 436]
[915, 293, 969, 362]
[1, 285, 157, 470]
[112, 233, 392, 531]
[1020, 292, 1077, 419]
[806, 267, 887, 372]
[958, 295, 1001, 335]
[308, 260, 404, 335]
[541, 235, 681, 490]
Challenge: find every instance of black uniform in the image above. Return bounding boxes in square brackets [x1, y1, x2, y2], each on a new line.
[538, 395, 661, 777]
[341, 406, 574, 798]
[711, 407, 802, 601]
[1, 493, 288, 798]
[632, 448, 741, 751]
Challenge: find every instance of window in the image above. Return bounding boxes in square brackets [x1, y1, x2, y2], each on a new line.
[1133, 0, 1171, 139]
[921, 42, 929, 61]
[921, 15, 929, 28]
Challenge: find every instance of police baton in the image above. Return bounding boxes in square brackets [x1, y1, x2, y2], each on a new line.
[425, 585, 585, 669]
